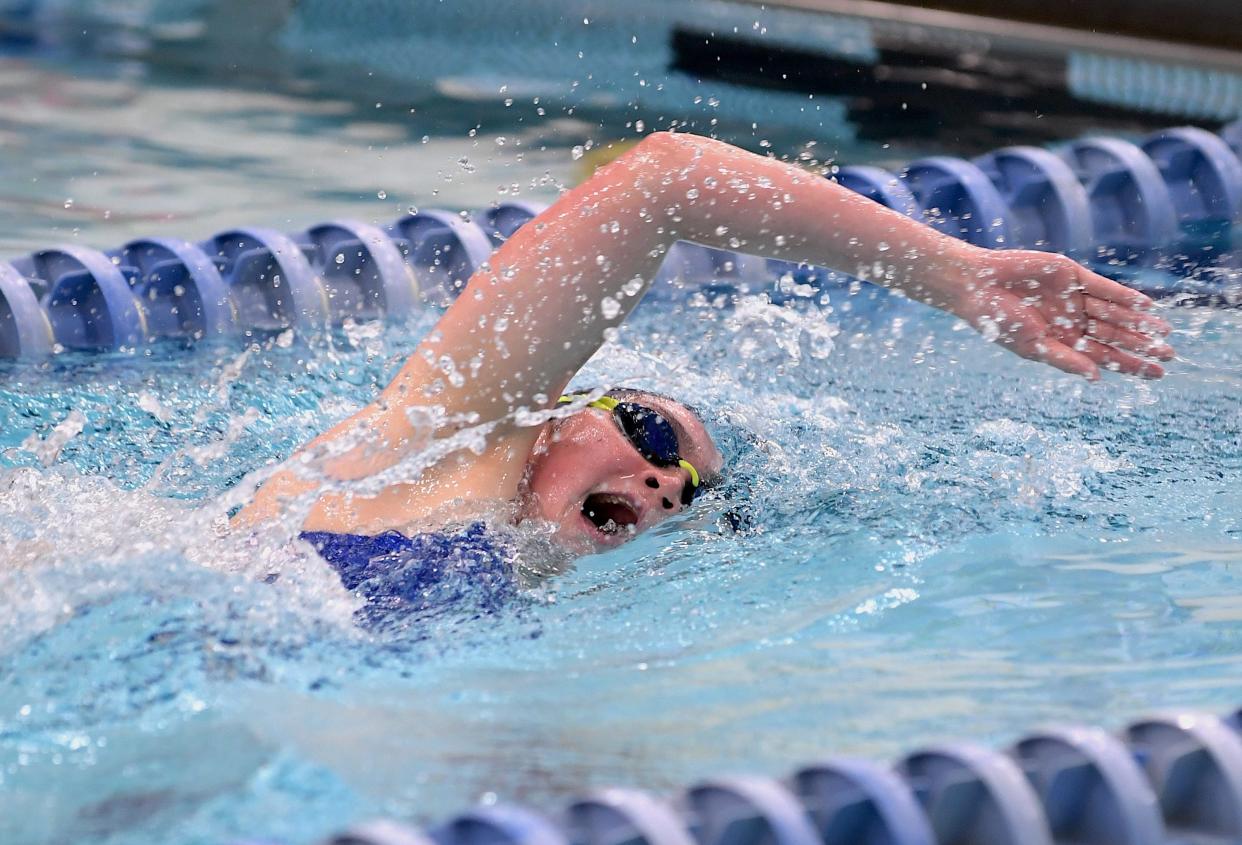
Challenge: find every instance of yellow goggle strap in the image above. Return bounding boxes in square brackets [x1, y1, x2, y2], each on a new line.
[559, 393, 619, 411]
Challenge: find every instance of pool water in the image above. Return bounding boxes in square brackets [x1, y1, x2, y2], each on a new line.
[1, 35, 1242, 845]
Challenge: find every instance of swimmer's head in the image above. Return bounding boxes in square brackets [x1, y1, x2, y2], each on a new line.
[518, 388, 723, 553]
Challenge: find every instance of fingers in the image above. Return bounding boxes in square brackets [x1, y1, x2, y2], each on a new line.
[1085, 319, 1175, 360]
[1078, 337, 1166, 379]
[1077, 266, 1159, 311]
[1084, 298, 1172, 336]
[1031, 340, 1101, 381]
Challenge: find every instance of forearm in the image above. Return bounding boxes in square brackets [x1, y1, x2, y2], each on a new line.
[645, 132, 978, 307]
[388, 132, 977, 420]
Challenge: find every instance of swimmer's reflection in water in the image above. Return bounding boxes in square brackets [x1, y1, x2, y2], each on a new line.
[234, 132, 1175, 610]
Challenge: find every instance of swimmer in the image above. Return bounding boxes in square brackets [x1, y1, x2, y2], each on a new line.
[236, 131, 1174, 557]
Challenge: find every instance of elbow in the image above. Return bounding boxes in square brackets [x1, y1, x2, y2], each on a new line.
[629, 130, 704, 168]
[637, 129, 681, 153]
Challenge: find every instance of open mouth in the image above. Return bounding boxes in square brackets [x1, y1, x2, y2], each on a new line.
[581, 492, 640, 537]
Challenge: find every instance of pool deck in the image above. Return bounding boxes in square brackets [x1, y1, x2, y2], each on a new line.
[727, 0, 1242, 70]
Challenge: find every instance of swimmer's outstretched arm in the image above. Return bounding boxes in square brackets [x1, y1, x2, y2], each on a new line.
[239, 131, 1173, 531]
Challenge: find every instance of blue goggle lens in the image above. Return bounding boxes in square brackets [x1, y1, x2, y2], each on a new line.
[615, 403, 681, 465]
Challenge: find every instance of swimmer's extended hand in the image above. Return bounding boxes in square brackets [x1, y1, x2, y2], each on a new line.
[939, 249, 1174, 380]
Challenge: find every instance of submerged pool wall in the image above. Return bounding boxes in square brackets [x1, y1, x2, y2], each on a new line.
[2, 121, 1241, 360]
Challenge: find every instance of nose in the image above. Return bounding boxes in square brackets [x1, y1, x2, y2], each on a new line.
[644, 469, 689, 513]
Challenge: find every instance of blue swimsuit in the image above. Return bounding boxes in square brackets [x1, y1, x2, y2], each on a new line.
[300, 523, 515, 628]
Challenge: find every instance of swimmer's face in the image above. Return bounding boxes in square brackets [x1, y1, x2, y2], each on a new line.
[519, 392, 723, 553]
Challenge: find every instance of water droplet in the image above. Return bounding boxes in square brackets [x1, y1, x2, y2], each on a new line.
[377, 190, 387, 200]
[571, 145, 585, 160]
[601, 296, 621, 319]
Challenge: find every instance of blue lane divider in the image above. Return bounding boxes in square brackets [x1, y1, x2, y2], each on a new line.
[898, 743, 1054, 845]
[431, 806, 568, 845]
[1057, 137, 1180, 255]
[681, 776, 822, 845]
[1010, 726, 1164, 845]
[1124, 712, 1242, 842]
[389, 209, 496, 304]
[565, 789, 697, 845]
[1140, 127, 1242, 245]
[900, 156, 1014, 249]
[204, 227, 329, 330]
[792, 758, 934, 845]
[832, 166, 921, 218]
[326, 820, 436, 845]
[1137, 127, 1242, 278]
[9, 122, 1242, 361]
[297, 220, 418, 319]
[114, 237, 235, 339]
[0, 261, 52, 357]
[476, 201, 548, 246]
[1222, 120, 1242, 162]
[11, 244, 147, 350]
[296, 704, 1242, 845]
[974, 146, 1094, 255]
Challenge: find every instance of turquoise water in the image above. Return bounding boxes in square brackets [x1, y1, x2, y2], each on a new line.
[1, 36, 1241, 845]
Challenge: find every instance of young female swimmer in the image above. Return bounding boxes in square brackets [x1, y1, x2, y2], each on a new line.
[236, 131, 1174, 556]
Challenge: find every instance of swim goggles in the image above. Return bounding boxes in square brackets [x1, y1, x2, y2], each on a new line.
[558, 393, 702, 505]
